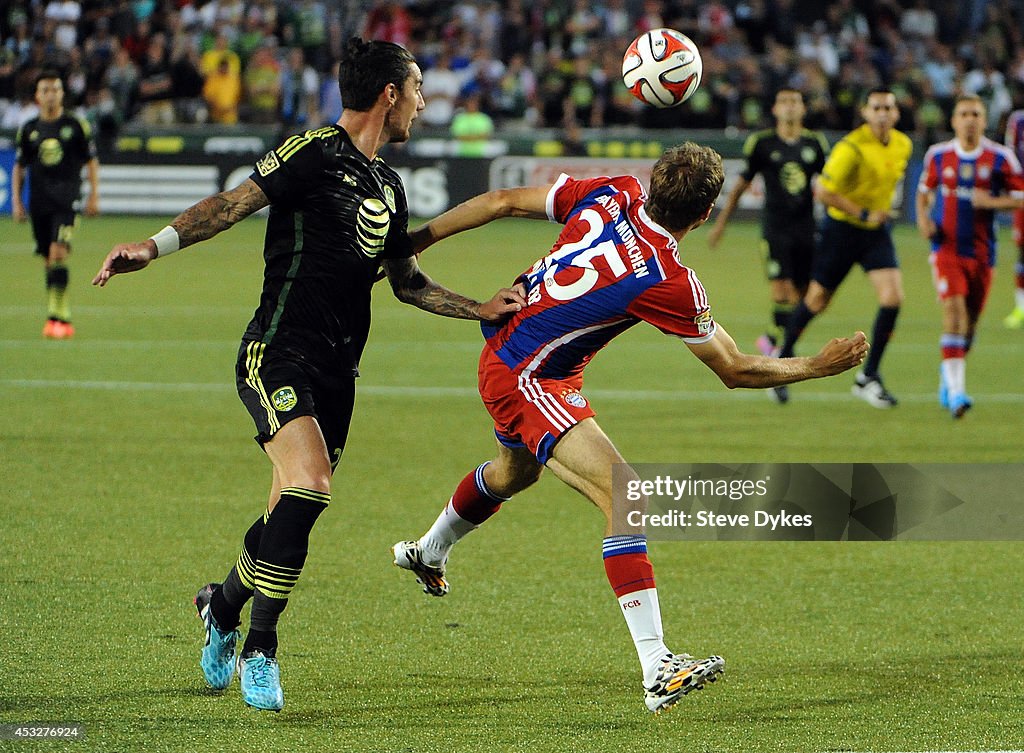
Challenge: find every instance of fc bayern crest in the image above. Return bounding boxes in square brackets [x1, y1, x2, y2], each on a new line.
[563, 391, 588, 408]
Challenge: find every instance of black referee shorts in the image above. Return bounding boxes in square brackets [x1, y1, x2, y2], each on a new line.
[236, 341, 354, 472]
[812, 215, 898, 291]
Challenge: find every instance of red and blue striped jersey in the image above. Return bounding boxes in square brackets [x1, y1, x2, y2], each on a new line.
[482, 174, 716, 379]
[918, 137, 1024, 265]
[1005, 109, 1024, 164]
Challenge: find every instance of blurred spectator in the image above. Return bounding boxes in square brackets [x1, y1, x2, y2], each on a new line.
[362, 1, 412, 47]
[122, 18, 152, 64]
[498, 0, 533, 60]
[105, 45, 139, 118]
[601, 0, 633, 39]
[319, 58, 341, 123]
[170, 36, 205, 122]
[420, 51, 462, 127]
[734, 0, 768, 54]
[203, 55, 241, 124]
[922, 43, 959, 110]
[450, 92, 495, 156]
[491, 52, 537, 125]
[565, 0, 600, 58]
[45, 0, 81, 52]
[0, 91, 37, 128]
[292, 0, 329, 72]
[243, 43, 282, 124]
[963, 55, 1013, 131]
[136, 32, 174, 124]
[64, 46, 88, 106]
[536, 48, 570, 127]
[279, 47, 318, 128]
[200, 31, 240, 78]
[564, 56, 601, 127]
[900, 0, 938, 39]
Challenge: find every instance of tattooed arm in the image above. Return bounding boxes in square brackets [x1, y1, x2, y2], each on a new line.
[384, 256, 525, 322]
[92, 180, 269, 286]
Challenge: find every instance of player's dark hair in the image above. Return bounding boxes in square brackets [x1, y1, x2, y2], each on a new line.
[861, 87, 894, 106]
[646, 142, 724, 232]
[338, 37, 416, 111]
[35, 69, 62, 87]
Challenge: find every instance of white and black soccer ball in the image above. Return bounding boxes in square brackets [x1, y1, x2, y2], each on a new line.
[621, 28, 703, 109]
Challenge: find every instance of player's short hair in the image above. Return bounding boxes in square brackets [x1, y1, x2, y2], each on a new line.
[339, 37, 416, 112]
[774, 88, 803, 101]
[646, 142, 724, 232]
[953, 93, 985, 111]
[35, 69, 62, 88]
[861, 87, 894, 106]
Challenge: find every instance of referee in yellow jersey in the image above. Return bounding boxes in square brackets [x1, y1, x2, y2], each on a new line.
[777, 89, 912, 408]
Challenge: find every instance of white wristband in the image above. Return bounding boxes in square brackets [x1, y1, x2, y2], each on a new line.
[149, 225, 180, 258]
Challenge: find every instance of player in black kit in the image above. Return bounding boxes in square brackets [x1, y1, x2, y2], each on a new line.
[707, 89, 828, 402]
[13, 71, 100, 339]
[93, 38, 525, 712]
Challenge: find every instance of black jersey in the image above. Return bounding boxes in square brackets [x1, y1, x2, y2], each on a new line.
[740, 129, 828, 226]
[15, 113, 96, 214]
[246, 125, 414, 378]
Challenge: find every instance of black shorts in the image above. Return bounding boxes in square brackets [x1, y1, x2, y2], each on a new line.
[31, 210, 77, 256]
[762, 219, 815, 286]
[236, 341, 355, 473]
[812, 216, 898, 291]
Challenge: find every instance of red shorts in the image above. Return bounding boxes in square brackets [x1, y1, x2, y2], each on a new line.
[930, 253, 992, 314]
[477, 346, 595, 464]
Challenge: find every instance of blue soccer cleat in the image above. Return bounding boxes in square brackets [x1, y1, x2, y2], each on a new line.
[194, 583, 240, 691]
[239, 651, 284, 711]
[949, 393, 973, 419]
[938, 368, 949, 410]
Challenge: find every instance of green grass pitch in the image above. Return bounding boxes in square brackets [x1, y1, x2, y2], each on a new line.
[1, 214, 1022, 752]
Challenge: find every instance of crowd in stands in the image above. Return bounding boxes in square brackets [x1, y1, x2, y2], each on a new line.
[1, 0, 1024, 143]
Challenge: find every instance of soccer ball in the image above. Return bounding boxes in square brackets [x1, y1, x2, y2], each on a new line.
[622, 28, 703, 108]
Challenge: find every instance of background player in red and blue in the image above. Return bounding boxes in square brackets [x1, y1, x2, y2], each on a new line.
[1003, 106, 1024, 328]
[916, 95, 1024, 417]
[390, 142, 868, 713]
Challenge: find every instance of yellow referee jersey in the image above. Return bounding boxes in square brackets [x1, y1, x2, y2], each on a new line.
[819, 124, 913, 228]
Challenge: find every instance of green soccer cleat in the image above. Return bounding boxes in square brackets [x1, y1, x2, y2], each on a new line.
[194, 583, 240, 691]
[643, 653, 725, 713]
[239, 651, 284, 712]
[1004, 307, 1024, 329]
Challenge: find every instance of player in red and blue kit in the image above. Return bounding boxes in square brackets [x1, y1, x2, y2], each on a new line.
[917, 95, 1024, 418]
[1003, 108, 1024, 328]
[390, 143, 868, 713]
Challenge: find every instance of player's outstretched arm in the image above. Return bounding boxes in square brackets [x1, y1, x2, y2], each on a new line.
[92, 179, 269, 287]
[410, 186, 550, 255]
[687, 324, 869, 389]
[383, 255, 525, 322]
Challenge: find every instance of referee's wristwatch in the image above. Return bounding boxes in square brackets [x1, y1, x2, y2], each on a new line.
[859, 208, 871, 223]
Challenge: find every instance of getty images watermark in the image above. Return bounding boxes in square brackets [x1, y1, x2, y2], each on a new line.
[612, 464, 1024, 541]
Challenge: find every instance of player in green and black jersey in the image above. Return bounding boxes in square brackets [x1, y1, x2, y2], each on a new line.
[708, 89, 828, 395]
[93, 38, 525, 712]
[12, 71, 100, 339]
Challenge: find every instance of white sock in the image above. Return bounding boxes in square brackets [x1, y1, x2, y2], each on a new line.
[941, 357, 966, 396]
[617, 588, 670, 686]
[418, 499, 477, 566]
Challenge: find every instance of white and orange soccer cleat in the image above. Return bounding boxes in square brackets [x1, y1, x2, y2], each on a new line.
[643, 653, 725, 713]
[392, 540, 449, 597]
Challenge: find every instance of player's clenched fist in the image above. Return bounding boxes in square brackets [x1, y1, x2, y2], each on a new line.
[92, 241, 158, 287]
[814, 331, 870, 375]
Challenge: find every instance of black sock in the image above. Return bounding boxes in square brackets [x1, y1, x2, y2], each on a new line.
[772, 302, 795, 340]
[863, 306, 899, 378]
[243, 488, 329, 656]
[779, 302, 816, 358]
[210, 512, 267, 630]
